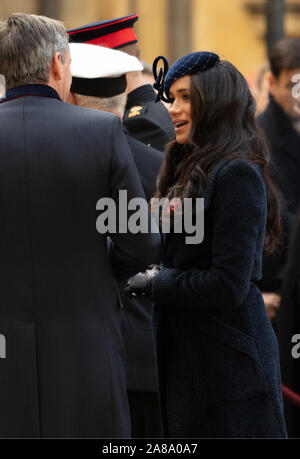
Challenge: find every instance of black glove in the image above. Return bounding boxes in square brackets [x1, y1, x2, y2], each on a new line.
[125, 265, 161, 298]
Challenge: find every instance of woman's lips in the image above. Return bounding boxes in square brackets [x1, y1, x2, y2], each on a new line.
[174, 121, 188, 131]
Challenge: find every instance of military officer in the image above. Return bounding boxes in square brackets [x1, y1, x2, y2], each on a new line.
[67, 14, 174, 152]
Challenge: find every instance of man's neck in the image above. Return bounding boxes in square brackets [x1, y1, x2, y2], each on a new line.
[126, 71, 143, 95]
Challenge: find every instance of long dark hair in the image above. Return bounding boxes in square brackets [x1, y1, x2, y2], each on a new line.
[155, 60, 282, 255]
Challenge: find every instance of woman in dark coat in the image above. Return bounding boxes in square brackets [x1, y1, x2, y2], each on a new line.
[126, 52, 287, 438]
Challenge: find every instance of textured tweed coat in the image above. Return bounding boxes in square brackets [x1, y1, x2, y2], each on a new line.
[152, 159, 287, 438]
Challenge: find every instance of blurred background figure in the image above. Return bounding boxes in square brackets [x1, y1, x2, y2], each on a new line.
[257, 38, 300, 325]
[256, 37, 300, 438]
[69, 42, 163, 438]
[277, 209, 300, 438]
[251, 61, 270, 116]
[67, 14, 174, 152]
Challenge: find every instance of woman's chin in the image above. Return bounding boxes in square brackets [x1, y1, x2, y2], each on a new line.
[176, 135, 189, 144]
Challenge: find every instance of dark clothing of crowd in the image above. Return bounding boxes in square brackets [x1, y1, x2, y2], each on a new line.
[258, 95, 300, 438]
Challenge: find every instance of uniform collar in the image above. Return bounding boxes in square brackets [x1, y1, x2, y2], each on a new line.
[0, 84, 62, 103]
[126, 84, 156, 110]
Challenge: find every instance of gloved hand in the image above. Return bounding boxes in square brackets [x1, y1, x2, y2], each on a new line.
[125, 265, 161, 298]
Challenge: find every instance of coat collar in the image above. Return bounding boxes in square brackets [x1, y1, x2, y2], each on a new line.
[125, 84, 155, 110]
[0, 84, 62, 104]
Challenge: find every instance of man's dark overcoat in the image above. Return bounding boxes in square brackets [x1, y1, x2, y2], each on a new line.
[0, 84, 159, 438]
[151, 159, 287, 438]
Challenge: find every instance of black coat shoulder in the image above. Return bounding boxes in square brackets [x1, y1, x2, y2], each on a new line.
[123, 84, 174, 152]
[125, 132, 163, 201]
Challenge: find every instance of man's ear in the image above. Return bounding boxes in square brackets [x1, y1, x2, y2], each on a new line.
[51, 52, 63, 81]
[268, 72, 278, 96]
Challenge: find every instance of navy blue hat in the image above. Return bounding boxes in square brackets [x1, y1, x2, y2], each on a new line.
[153, 51, 220, 103]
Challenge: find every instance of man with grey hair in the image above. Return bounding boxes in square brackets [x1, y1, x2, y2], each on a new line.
[0, 13, 159, 438]
[0, 13, 71, 101]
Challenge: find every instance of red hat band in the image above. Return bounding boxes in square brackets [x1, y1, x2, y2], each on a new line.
[86, 27, 137, 49]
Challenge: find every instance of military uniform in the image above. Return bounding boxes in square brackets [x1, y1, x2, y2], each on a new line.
[123, 84, 174, 152]
[68, 15, 175, 153]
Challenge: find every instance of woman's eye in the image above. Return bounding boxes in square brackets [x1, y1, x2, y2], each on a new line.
[183, 94, 191, 101]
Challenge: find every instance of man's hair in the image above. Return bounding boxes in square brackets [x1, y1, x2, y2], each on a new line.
[74, 92, 127, 118]
[269, 38, 300, 78]
[120, 42, 141, 60]
[0, 13, 69, 89]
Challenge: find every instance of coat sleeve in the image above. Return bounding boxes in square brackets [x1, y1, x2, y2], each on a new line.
[152, 160, 267, 309]
[107, 116, 160, 280]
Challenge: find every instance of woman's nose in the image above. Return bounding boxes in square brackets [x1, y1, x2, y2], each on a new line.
[169, 99, 180, 114]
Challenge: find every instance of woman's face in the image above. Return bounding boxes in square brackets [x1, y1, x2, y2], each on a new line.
[168, 75, 192, 144]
